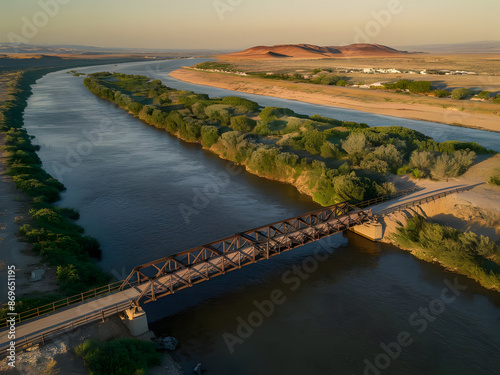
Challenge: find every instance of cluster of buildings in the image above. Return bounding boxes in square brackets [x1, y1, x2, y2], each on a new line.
[334, 67, 478, 76]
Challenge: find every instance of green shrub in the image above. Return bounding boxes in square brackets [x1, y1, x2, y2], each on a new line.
[430, 149, 475, 180]
[200, 125, 219, 148]
[396, 165, 410, 175]
[451, 88, 472, 100]
[75, 338, 161, 375]
[221, 96, 260, 112]
[195, 61, 240, 72]
[259, 107, 296, 123]
[393, 216, 500, 290]
[477, 91, 491, 100]
[489, 176, 500, 186]
[433, 89, 451, 98]
[302, 130, 326, 155]
[341, 132, 370, 164]
[412, 168, 422, 179]
[438, 141, 492, 154]
[128, 101, 144, 115]
[408, 81, 432, 93]
[230, 116, 257, 132]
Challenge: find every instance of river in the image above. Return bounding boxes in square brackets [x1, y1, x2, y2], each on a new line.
[22, 59, 500, 374]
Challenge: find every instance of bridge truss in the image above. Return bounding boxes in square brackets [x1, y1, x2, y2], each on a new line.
[120, 202, 371, 305]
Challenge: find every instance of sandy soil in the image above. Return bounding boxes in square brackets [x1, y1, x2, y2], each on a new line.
[170, 68, 500, 132]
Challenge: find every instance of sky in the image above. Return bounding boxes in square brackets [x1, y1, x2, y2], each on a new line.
[0, 0, 498, 50]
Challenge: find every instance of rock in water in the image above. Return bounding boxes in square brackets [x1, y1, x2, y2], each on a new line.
[158, 336, 179, 351]
[30, 269, 45, 281]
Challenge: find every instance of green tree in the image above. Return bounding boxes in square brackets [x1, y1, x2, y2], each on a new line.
[303, 130, 326, 155]
[200, 126, 219, 148]
[433, 89, 451, 98]
[230, 116, 257, 132]
[408, 81, 432, 93]
[477, 91, 491, 100]
[409, 150, 435, 177]
[451, 88, 472, 100]
[341, 132, 370, 164]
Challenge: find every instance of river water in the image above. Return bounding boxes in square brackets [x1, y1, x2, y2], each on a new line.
[22, 59, 500, 374]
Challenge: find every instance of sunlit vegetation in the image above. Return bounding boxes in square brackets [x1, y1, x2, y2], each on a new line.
[84, 72, 493, 207]
[383, 79, 433, 93]
[489, 175, 500, 186]
[195, 61, 244, 73]
[451, 88, 473, 100]
[75, 338, 161, 375]
[393, 215, 500, 291]
[0, 71, 111, 316]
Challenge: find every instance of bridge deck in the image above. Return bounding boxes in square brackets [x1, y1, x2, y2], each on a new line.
[0, 287, 140, 352]
[370, 183, 484, 216]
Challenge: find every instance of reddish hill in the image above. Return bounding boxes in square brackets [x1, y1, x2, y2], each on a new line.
[222, 43, 407, 59]
[334, 43, 406, 56]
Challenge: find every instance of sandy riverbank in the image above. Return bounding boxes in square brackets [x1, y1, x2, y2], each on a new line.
[383, 154, 500, 241]
[170, 68, 500, 133]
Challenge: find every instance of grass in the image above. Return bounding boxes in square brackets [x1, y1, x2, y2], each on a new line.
[75, 338, 161, 375]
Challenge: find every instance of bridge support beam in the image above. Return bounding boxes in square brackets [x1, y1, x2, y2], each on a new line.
[121, 306, 149, 336]
[350, 221, 383, 242]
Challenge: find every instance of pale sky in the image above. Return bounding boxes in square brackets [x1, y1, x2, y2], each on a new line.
[0, 0, 498, 50]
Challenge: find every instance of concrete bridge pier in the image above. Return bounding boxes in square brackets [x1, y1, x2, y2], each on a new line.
[350, 220, 383, 241]
[121, 306, 149, 336]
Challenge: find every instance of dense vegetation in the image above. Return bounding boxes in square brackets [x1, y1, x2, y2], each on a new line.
[383, 79, 432, 94]
[75, 338, 161, 375]
[194, 61, 244, 73]
[0, 70, 111, 319]
[393, 215, 500, 291]
[84, 73, 492, 207]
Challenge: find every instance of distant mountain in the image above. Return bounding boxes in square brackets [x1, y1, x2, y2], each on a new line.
[223, 43, 409, 59]
[396, 41, 500, 54]
[0, 43, 232, 56]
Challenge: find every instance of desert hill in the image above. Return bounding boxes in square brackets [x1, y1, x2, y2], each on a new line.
[222, 43, 408, 59]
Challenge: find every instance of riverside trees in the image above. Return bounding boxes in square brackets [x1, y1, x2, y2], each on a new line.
[84, 72, 492, 207]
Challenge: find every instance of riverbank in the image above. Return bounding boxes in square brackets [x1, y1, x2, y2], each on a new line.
[170, 68, 500, 133]
[0, 71, 60, 301]
[0, 315, 184, 374]
[381, 154, 500, 290]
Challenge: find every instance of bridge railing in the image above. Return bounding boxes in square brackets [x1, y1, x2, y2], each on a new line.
[0, 279, 138, 330]
[374, 183, 485, 217]
[351, 186, 422, 209]
[0, 300, 134, 358]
